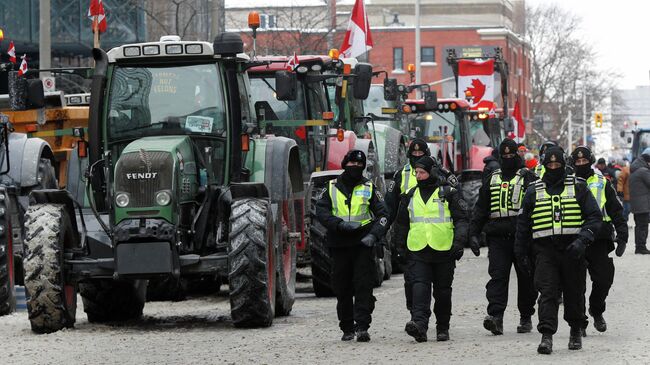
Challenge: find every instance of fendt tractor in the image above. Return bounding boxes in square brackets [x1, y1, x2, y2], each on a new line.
[20, 33, 304, 333]
[246, 51, 399, 297]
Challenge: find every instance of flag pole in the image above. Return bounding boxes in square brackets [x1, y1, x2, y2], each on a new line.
[93, 16, 100, 49]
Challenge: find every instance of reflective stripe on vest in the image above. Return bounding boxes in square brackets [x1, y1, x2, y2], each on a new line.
[488, 168, 526, 218]
[531, 176, 584, 239]
[587, 174, 611, 222]
[329, 180, 373, 225]
[407, 187, 454, 251]
[535, 165, 545, 179]
[401, 164, 418, 194]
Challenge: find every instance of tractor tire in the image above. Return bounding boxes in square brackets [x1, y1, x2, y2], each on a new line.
[309, 219, 335, 297]
[228, 198, 275, 328]
[145, 277, 187, 302]
[0, 191, 14, 315]
[79, 279, 147, 323]
[275, 220, 297, 317]
[23, 204, 77, 333]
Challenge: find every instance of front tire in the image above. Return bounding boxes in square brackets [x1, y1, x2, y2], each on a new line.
[228, 198, 275, 327]
[23, 204, 77, 333]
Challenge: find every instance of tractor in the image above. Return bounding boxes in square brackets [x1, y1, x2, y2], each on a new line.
[20, 33, 303, 333]
[246, 52, 397, 296]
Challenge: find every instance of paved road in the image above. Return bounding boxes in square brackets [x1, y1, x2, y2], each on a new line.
[2, 236, 649, 364]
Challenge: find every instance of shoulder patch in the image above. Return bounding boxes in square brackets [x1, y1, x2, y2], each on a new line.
[379, 217, 388, 226]
[447, 174, 459, 187]
[375, 189, 384, 201]
[317, 187, 327, 200]
[387, 180, 396, 192]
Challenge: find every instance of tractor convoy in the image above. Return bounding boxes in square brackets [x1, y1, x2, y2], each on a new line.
[0, 27, 513, 333]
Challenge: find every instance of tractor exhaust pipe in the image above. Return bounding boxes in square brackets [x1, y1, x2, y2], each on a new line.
[88, 48, 108, 211]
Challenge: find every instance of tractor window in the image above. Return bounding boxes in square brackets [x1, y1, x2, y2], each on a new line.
[249, 76, 307, 120]
[410, 112, 457, 142]
[364, 85, 392, 118]
[637, 132, 650, 157]
[107, 64, 226, 140]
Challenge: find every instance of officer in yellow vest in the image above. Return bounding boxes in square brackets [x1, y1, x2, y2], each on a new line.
[470, 139, 538, 336]
[393, 156, 468, 343]
[569, 146, 628, 335]
[385, 138, 457, 312]
[315, 149, 388, 342]
[514, 146, 602, 354]
[535, 141, 559, 178]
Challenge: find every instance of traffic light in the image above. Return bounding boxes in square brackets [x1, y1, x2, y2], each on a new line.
[595, 112, 603, 128]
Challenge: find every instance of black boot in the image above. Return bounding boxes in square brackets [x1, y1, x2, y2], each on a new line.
[341, 332, 355, 341]
[405, 321, 427, 343]
[356, 329, 370, 342]
[592, 313, 607, 332]
[517, 316, 533, 333]
[635, 246, 650, 254]
[537, 334, 553, 354]
[568, 327, 582, 350]
[436, 329, 449, 342]
[483, 315, 504, 335]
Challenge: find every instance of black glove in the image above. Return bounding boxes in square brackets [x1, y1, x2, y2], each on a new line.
[360, 234, 377, 248]
[566, 238, 587, 261]
[451, 242, 464, 261]
[469, 236, 481, 257]
[338, 221, 361, 234]
[615, 237, 627, 257]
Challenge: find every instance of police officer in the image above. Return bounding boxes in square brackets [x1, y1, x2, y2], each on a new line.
[569, 146, 628, 334]
[315, 149, 388, 342]
[385, 138, 457, 312]
[393, 156, 468, 342]
[535, 141, 558, 178]
[470, 139, 538, 335]
[514, 146, 602, 354]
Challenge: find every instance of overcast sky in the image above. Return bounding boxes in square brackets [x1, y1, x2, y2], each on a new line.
[527, 0, 649, 90]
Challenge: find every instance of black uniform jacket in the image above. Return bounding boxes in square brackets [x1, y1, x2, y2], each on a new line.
[393, 181, 469, 262]
[514, 174, 603, 254]
[315, 176, 388, 248]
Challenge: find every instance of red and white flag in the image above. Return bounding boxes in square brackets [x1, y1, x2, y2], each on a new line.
[511, 98, 525, 143]
[458, 59, 496, 111]
[286, 52, 299, 71]
[340, 0, 373, 59]
[88, 0, 107, 33]
[7, 41, 16, 64]
[17, 55, 28, 76]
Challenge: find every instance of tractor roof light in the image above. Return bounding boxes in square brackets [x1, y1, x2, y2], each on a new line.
[407, 63, 416, 73]
[322, 111, 334, 120]
[248, 11, 261, 29]
[437, 104, 444, 111]
[336, 128, 345, 142]
[401, 104, 412, 113]
[328, 48, 340, 60]
[343, 63, 352, 75]
[449, 103, 457, 111]
[296, 65, 309, 73]
[311, 64, 322, 71]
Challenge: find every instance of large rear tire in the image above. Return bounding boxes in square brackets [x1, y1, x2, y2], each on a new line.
[0, 190, 15, 316]
[23, 204, 77, 333]
[79, 279, 147, 323]
[309, 219, 335, 297]
[229, 198, 275, 327]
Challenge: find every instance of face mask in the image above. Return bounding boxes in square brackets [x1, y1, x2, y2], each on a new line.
[409, 155, 423, 167]
[543, 167, 564, 184]
[343, 166, 364, 182]
[574, 165, 592, 178]
[500, 157, 517, 170]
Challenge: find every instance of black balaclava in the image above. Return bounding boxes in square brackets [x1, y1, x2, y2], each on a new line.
[341, 149, 366, 186]
[542, 146, 566, 185]
[414, 156, 439, 188]
[498, 138, 521, 174]
[570, 146, 594, 179]
[408, 138, 431, 167]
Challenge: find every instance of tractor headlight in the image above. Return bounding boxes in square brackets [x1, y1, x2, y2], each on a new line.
[155, 190, 171, 206]
[115, 193, 130, 208]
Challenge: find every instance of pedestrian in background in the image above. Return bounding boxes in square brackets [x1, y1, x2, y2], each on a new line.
[394, 156, 468, 343]
[617, 161, 631, 222]
[315, 149, 389, 342]
[629, 148, 650, 254]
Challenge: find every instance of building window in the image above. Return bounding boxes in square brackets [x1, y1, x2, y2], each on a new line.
[421, 47, 435, 63]
[393, 47, 403, 70]
[259, 14, 277, 29]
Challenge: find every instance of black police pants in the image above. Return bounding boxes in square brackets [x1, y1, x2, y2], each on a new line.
[486, 236, 537, 319]
[330, 245, 376, 333]
[403, 260, 414, 312]
[634, 213, 649, 248]
[533, 244, 587, 334]
[586, 239, 615, 317]
[409, 259, 455, 332]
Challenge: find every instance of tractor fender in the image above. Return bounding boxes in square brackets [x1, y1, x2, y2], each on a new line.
[28, 189, 80, 249]
[263, 136, 304, 201]
[3, 133, 53, 188]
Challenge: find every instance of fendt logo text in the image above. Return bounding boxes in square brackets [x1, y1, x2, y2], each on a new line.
[126, 172, 158, 180]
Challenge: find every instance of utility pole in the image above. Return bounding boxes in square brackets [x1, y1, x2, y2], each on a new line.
[583, 83, 587, 147]
[415, 0, 421, 96]
[210, 0, 225, 40]
[567, 109, 572, 152]
[39, 0, 51, 76]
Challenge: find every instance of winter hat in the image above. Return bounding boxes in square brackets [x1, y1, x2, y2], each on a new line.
[341, 149, 366, 169]
[542, 146, 566, 167]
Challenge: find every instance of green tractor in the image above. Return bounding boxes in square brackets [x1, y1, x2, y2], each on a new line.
[20, 34, 303, 333]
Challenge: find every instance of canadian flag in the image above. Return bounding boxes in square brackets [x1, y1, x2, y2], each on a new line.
[510, 99, 525, 143]
[458, 59, 496, 111]
[340, 0, 373, 59]
[17, 54, 28, 76]
[286, 52, 299, 71]
[88, 0, 107, 33]
[7, 41, 16, 64]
